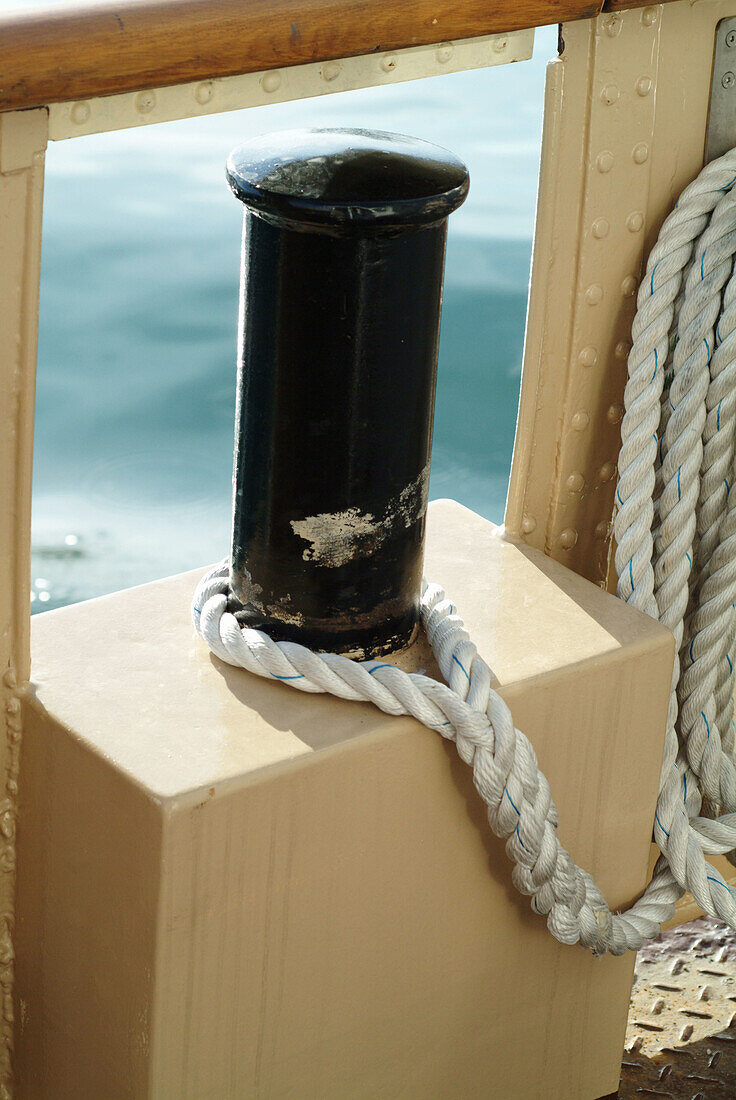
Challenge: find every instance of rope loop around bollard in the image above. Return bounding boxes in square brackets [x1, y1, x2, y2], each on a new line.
[194, 146, 736, 955]
[194, 563, 678, 956]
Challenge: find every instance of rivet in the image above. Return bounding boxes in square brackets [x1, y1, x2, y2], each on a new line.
[572, 411, 590, 431]
[585, 284, 603, 305]
[594, 522, 609, 540]
[615, 341, 631, 360]
[381, 54, 397, 72]
[261, 71, 282, 93]
[566, 472, 585, 493]
[322, 61, 341, 82]
[436, 42, 454, 63]
[521, 515, 536, 535]
[194, 81, 214, 105]
[621, 275, 637, 297]
[596, 150, 614, 173]
[603, 14, 622, 37]
[636, 76, 653, 97]
[492, 36, 508, 52]
[723, 71, 736, 90]
[71, 101, 91, 124]
[626, 211, 644, 232]
[607, 404, 624, 424]
[633, 142, 649, 164]
[598, 462, 616, 482]
[642, 8, 657, 25]
[592, 218, 610, 239]
[579, 346, 598, 367]
[558, 528, 578, 550]
[601, 84, 619, 106]
[135, 90, 156, 114]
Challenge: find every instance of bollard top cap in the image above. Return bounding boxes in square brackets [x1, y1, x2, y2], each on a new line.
[226, 128, 469, 229]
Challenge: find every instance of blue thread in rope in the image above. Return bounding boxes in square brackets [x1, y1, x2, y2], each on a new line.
[368, 664, 394, 675]
[704, 337, 711, 359]
[273, 674, 305, 681]
[650, 262, 658, 294]
[702, 711, 711, 740]
[728, 654, 734, 674]
[629, 557, 635, 592]
[452, 654, 470, 682]
[678, 467, 681, 501]
[708, 876, 734, 895]
[655, 812, 670, 838]
[515, 825, 530, 853]
[718, 400, 723, 431]
[702, 249, 706, 280]
[504, 786, 521, 816]
[652, 347, 658, 381]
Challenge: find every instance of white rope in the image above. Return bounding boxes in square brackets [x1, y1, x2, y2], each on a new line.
[193, 147, 736, 954]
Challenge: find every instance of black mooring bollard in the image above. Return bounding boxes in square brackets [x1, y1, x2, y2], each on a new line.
[226, 128, 468, 659]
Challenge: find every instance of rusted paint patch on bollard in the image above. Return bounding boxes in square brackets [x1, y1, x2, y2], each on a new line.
[291, 466, 429, 568]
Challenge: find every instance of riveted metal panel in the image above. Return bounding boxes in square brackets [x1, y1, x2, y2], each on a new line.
[506, 7, 661, 584]
[48, 30, 534, 141]
[508, 0, 736, 589]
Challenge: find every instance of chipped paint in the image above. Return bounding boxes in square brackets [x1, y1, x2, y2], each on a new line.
[290, 466, 429, 567]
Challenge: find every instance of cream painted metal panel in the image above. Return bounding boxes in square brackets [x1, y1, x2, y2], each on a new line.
[48, 30, 534, 142]
[507, 0, 736, 589]
[16, 501, 674, 1099]
[0, 108, 47, 1100]
[505, 6, 661, 584]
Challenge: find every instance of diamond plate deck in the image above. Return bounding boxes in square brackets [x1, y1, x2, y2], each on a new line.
[615, 918, 736, 1098]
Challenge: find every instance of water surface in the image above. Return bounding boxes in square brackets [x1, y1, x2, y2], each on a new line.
[31, 28, 556, 611]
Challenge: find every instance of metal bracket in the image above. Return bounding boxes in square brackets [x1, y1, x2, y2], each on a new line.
[706, 17, 736, 162]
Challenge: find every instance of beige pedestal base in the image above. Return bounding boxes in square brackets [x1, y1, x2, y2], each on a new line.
[15, 500, 673, 1098]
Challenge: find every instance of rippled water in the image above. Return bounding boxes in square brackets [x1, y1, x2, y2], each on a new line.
[31, 28, 556, 612]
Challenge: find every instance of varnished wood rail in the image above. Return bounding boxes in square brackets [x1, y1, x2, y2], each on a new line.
[0, 0, 674, 113]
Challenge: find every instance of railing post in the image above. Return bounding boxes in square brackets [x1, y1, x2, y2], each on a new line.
[226, 128, 468, 658]
[0, 106, 47, 1095]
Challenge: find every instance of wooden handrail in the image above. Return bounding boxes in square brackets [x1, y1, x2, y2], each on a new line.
[0, 0, 645, 113]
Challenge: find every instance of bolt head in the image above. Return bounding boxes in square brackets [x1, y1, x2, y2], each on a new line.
[723, 70, 736, 89]
[727, 29, 736, 47]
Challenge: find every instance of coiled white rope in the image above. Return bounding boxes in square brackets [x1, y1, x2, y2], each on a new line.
[194, 146, 736, 954]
